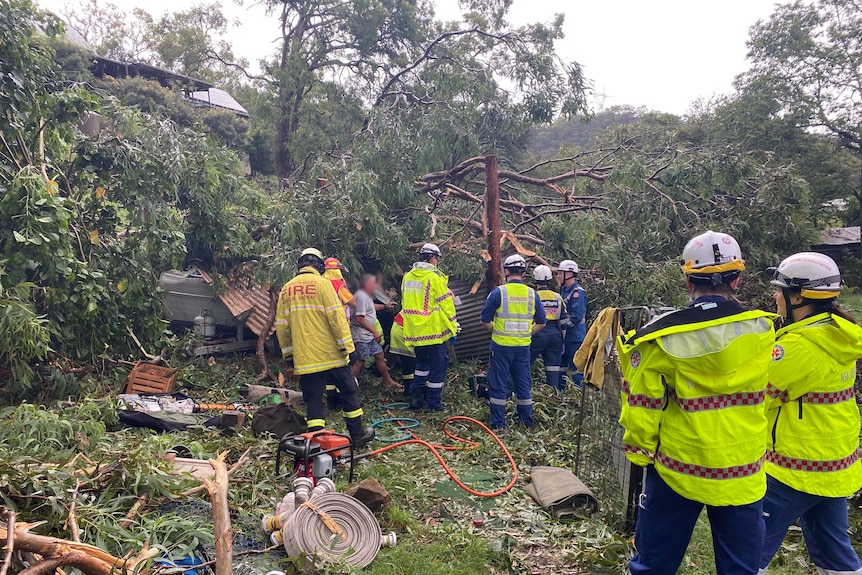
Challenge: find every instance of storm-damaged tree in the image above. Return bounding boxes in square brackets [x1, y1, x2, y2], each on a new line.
[236, 0, 591, 185]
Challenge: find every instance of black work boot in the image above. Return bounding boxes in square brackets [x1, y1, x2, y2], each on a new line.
[345, 418, 375, 449]
[408, 385, 425, 411]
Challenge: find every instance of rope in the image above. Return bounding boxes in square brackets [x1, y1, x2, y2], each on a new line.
[299, 501, 344, 537]
[282, 493, 380, 568]
[365, 415, 519, 498]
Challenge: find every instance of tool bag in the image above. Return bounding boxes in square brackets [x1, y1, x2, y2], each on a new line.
[251, 403, 307, 438]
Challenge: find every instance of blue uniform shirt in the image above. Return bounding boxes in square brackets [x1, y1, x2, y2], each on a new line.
[561, 281, 587, 341]
[481, 279, 547, 349]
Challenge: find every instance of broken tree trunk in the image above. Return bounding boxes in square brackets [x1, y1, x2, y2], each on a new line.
[203, 451, 233, 575]
[0, 522, 154, 575]
[485, 154, 503, 287]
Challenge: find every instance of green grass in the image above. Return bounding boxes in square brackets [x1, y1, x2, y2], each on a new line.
[5, 353, 862, 574]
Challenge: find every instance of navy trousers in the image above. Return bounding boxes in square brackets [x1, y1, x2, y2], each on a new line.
[630, 465, 764, 575]
[530, 327, 563, 390]
[487, 344, 532, 429]
[560, 334, 584, 388]
[760, 475, 862, 574]
[411, 343, 448, 410]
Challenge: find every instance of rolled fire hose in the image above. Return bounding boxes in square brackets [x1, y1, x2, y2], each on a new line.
[281, 493, 381, 568]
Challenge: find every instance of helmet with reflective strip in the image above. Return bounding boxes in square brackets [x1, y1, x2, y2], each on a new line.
[532, 264, 553, 281]
[298, 247, 325, 272]
[770, 252, 842, 300]
[324, 257, 343, 271]
[558, 260, 579, 274]
[503, 254, 526, 272]
[681, 231, 745, 285]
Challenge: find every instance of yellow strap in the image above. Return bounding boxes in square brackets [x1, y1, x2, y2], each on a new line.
[301, 501, 345, 538]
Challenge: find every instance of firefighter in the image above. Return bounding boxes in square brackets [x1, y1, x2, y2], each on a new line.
[323, 257, 356, 318]
[529, 265, 565, 390]
[401, 243, 457, 411]
[388, 311, 416, 397]
[481, 254, 546, 429]
[618, 231, 777, 575]
[275, 248, 375, 448]
[556, 259, 587, 388]
[759, 253, 862, 575]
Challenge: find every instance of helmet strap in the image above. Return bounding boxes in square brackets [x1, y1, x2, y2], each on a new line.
[782, 287, 810, 325]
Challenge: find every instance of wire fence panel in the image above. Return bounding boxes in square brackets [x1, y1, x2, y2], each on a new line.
[574, 307, 651, 533]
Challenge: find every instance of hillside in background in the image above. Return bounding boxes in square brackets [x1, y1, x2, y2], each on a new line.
[528, 105, 648, 157]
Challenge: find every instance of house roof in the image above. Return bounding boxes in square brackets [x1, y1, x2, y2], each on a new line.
[198, 269, 275, 338]
[91, 56, 214, 91]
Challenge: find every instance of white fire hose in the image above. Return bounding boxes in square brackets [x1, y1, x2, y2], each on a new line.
[263, 477, 393, 568]
[281, 492, 382, 568]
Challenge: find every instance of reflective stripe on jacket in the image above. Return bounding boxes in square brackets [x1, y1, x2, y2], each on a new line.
[766, 312, 862, 497]
[401, 262, 457, 346]
[389, 312, 415, 357]
[491, 283, 536, 346]
[275, 267, 354, 375]
[617, 300, 777, 506]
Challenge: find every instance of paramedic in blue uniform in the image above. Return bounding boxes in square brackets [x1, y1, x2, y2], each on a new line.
[557, 259, 587, 388]
[530, 264, 565, 390]
[480, 255, 546, 429]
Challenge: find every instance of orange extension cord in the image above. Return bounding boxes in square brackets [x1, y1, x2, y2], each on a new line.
[364, 415, 519, 498]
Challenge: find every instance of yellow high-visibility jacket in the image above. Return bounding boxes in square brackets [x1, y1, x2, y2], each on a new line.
[389, 313, 415, 358]
[617, 301, 776, 506]
[766, 312, 862, 497]
[401, 262, 457, 346]
[275, 267, 354, 375]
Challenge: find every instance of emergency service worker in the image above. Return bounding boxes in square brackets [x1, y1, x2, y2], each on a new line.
[529, 265, 565, 390]
[556, 260, 587, 387]
[388, 311, 416, 396]
[759, 253, 862, 575]
[401, 243, 457, 411]
[275, 248, 375, 448]
[481, 255, 546, 429]
[323, 257, 356, 318]
[618, 231, 777, 575]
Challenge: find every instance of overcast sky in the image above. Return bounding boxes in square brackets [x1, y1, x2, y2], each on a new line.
[38, 0, 783, 114]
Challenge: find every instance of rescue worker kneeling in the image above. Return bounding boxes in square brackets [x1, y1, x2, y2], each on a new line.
[759, 253, 862, 575]
[481, 255, 546, 429]
[618, 231, 777, 575]
[275, 248, 375, 448]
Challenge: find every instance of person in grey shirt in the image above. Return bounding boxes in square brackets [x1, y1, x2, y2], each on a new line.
[350, 274, 402, 390]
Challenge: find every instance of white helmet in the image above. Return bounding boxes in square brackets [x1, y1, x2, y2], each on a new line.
[558, 260, 579, 274]
[770, 252, 842, 300]
[681, 230, 745, 285]
[503, 254, 527, 272]
[418, 243, 441, 259]
[532, 265, 553, 281]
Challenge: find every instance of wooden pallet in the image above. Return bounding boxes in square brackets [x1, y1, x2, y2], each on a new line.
[123, 362, 179, 395]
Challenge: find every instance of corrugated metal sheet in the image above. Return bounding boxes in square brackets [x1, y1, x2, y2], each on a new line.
[449, 278, 491, 362]
[188, 88, 250, 117]
[199, 269, 275, 338]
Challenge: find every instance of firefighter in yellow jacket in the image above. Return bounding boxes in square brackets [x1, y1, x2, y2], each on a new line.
[618, 231, 776, 575]
[275, 248, 374, 448]
[401, 243, 457, 411]
[759, 253, 862, 575]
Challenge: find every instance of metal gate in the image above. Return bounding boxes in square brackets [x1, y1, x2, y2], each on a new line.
[574, 307, 651, 533]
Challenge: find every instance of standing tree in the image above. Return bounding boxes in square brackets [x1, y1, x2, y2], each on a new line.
[246, 0, 590, 185]
[741, 0, 862, 220]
